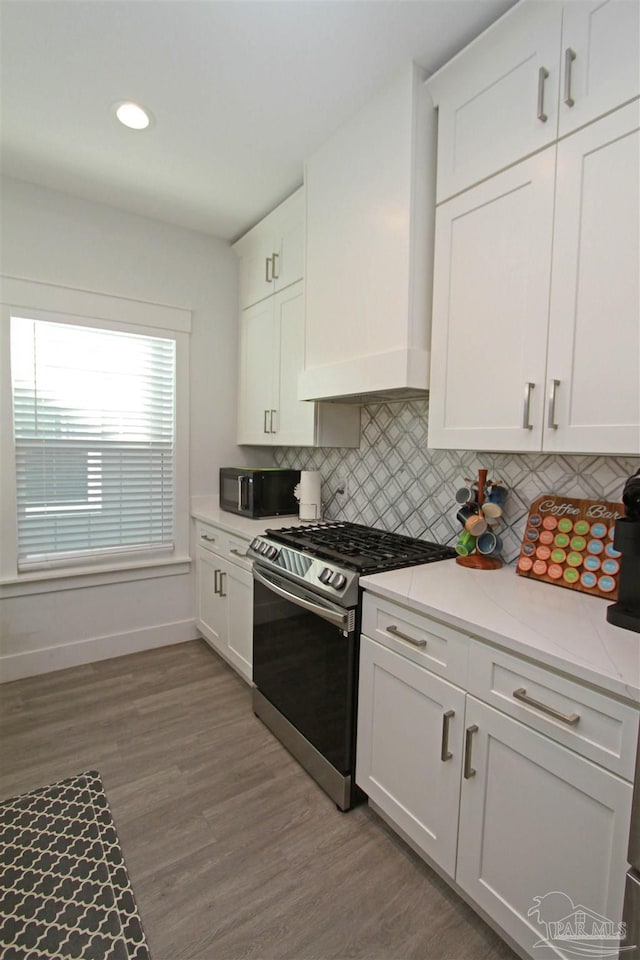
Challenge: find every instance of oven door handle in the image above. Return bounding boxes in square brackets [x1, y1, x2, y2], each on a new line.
[253, 567, 349, 630]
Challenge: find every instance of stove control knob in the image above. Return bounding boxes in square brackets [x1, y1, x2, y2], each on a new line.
[319, 567, 333, 584]
[266, 545, 279, 560]
[331, 573, 347, 590]
[250, 538, 261, 551]
[258, 542, 269, 554]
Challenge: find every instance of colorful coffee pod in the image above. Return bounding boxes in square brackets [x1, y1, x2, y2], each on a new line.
[557, 518, 573, 534]
[590, 522, 608, 539]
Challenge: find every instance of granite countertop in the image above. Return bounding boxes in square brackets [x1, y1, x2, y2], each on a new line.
[360, 561, 640, 704]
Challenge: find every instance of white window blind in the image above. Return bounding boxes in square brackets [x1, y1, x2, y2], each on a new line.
[10, 316, 176, 570]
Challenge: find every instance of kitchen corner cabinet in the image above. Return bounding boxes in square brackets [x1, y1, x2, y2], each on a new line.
[428, 99, 640, 454]
[356, 593, 637, 960]
[428, 0, 640, 204]
[237, 280, 360, 447]
[300, 63, 435, 402]
[234, 187, 305, 310]
[195, 520, 253, 683]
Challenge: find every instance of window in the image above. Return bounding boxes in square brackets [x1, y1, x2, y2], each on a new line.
[10, 316, 177, 570]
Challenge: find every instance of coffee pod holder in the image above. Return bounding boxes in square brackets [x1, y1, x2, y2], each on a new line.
[454, 468, 505, 571]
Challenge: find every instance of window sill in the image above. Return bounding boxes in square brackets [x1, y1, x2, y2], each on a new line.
[0, 556, 192, 598]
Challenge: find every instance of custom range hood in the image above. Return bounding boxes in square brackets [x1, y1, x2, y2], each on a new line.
[298, 63, 435, 405]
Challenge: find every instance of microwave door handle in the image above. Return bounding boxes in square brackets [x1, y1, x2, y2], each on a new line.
[253, 567, 349, 630]
[237, 476, 250, 511]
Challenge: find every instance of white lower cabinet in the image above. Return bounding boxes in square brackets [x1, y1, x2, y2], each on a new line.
[456, 697, 633, 959]
[194, 521, 253, 683]
[357, 636, 466, 877]
[356, 595, 637, 960]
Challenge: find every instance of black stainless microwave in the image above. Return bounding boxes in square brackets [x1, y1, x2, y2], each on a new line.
[219, 468, 301, 518]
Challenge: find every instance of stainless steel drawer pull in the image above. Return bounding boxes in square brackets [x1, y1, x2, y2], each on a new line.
[523, 382, 535, 430]
[513, 688, 580, 725]
[264, 410, 270, 434]
[230, 548, 249, 558]
[271, 252, 279, 280]
[441, 710, 455, 762]
[564, 48, 576, 107]
[201, 533, 216, 542]
[213, 569, 220, 594]
[537, 66, 549, 122]
[265, 256, 272, 283]
[386, 625, 426, 648]
[548, 379, 560, 429]
[219, 571, 227, 598]
[464, 725, 478, 779]
[270, 409, 278, 434]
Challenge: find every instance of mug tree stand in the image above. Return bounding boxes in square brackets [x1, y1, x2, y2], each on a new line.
[456, 468, 503, 570]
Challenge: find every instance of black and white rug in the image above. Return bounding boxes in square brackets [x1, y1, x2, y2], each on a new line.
[0, 770, 151, 960]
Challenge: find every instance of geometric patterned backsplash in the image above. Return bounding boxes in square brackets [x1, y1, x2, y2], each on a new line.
[274, 398, 639, 564]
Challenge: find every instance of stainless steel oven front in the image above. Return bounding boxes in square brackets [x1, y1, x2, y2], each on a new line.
[251, 563, 359, 811]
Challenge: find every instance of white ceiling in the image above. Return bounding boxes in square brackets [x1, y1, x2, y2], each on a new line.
[1, 0, 515, 242]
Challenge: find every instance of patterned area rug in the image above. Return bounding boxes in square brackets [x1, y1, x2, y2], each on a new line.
[0, 770, 151, 960]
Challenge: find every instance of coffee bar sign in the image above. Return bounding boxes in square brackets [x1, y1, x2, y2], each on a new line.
[516, 494, 624, 600]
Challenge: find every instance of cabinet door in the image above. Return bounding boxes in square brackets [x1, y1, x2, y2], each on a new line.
[237, 297, 277, 444]
[237, 229, 278, 310]
[356, 636, 466, 877]
[273, 187, 304, 294]
[196, 547, 226, 654]
[545, 101, 640, 454]
[428, 149, 555, 452]
[457, 697, 633, 960]
[559, 0, 640, 138]
[429, 2, 562, 202]
[224, 561, 253, 683]
[272, 282, 315, 446]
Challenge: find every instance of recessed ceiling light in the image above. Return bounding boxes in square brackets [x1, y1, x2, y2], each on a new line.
[114, 101, 153, 130]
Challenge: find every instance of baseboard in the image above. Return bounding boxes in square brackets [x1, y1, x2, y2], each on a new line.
[0, 620, 199, 682]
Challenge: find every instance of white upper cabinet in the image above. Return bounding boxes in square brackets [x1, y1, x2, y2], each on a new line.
[428, 0, 640, 455]
[234, 188, 305, 310]
[559, 1, 640, 138]
[428, 150, 556, 452]
[427, 1, 562, 203]
[428, 0, 640, 203]
[544, 101, 640, 454]
[237, 281, 360, 447]
[300, 63, 435, 402]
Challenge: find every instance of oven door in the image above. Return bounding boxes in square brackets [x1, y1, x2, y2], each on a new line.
[252, 564, 357, 775]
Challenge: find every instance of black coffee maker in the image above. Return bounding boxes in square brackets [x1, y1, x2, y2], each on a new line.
[606, 469, 640, 633]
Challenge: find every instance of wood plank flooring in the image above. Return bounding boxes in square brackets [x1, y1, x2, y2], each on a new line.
[0, 640, 518, 960]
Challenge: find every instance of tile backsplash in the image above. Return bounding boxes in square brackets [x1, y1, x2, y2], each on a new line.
[274, 399, 638, 564]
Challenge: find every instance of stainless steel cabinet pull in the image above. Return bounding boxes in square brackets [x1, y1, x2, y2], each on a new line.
[548, 379, 560, 430]
[271, 252, 279, 280]
[564, 48, 576, 107]
[265, 256, 272, 283]
[441, 710, 455, 762]
[386, 625, 426, 648]
[201, 533, 216, 542]
[537, 66, 549, 122]
[513, 687, 580, 725]
[464, 724, 479, 779]
[230, 548, 249, 558]
[523, 382, 535, 430]
[270, 409, 277, 434]
[219, 572, 227, 598]
[213, 569, 220, 594]
[263, 410, 270, 434]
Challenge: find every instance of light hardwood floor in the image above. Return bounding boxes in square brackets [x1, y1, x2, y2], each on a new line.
[0, 640, 518, 960]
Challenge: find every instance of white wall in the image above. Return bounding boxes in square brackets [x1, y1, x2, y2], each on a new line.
[0, 176, 271, 680]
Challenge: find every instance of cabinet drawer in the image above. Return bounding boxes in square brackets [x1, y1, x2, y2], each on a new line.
[468, 642, 639, 779]
[361, 594, 468, 686]
[195, 522, 252, 570]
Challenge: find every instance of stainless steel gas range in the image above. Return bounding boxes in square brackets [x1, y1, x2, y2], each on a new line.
[248, 521, 455, 811]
